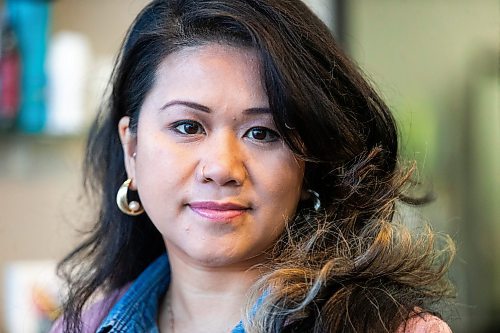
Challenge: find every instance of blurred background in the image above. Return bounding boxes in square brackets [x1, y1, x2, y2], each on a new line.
[0, 0, 498, 332]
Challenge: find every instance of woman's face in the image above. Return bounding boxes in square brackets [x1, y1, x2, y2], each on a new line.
[119, 44, 305, 269]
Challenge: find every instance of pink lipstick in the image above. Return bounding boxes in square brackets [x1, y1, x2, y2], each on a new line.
[189, 201, 249, 221]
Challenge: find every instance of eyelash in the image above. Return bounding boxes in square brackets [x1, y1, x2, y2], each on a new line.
[169, 120, 280, 143]
[245, 127, 280, 142]
[171, 120, 205, 135]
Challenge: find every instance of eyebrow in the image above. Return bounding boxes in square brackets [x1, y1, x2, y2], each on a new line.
[160, 100, 271, 115]
[161, 100, 210, 113]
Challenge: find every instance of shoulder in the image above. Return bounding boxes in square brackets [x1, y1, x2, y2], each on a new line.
[49, 285, 130, 333]
[397, 313, 452, 333]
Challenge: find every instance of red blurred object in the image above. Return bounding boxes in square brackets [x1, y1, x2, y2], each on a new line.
[0, 20, 21, 129]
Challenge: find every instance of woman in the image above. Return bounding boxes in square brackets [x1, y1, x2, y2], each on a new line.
[51, 0, 455, 332]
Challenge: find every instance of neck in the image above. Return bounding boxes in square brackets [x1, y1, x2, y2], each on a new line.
[159, 247, 265, 333]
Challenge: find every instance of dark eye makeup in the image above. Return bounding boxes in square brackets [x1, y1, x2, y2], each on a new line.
[169, 119, 280, 144]
[171, 120, 205, 135]
[245, 127, 280, 142]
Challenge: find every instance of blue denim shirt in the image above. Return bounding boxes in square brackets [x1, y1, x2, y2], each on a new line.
[96, 254, 247, 333]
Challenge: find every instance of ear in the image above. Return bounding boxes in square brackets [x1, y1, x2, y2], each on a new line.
[118, 116, 138, 188]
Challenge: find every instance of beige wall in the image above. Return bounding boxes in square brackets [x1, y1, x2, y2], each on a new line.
[52, 0, 149, 58]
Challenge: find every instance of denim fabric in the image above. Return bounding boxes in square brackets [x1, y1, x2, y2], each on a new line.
[96, 254, 253, 333]
[96, 255, 170, 332]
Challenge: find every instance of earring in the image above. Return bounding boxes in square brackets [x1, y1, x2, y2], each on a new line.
[116, 179, 144, 216]
[307, 189, 321, 211]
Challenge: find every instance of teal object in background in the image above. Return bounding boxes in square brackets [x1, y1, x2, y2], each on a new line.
[6, 0, 52, 133]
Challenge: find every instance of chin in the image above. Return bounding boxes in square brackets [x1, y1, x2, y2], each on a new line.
[186, 244, 267, 269]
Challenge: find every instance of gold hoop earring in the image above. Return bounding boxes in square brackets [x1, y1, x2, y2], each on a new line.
[116, 179, 144, 216]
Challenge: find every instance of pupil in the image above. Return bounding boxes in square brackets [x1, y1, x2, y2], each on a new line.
[185, 124, 198, 134]
[253, 129, 266, 140]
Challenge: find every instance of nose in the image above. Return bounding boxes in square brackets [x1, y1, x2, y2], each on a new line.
[198, 132, 247, 186]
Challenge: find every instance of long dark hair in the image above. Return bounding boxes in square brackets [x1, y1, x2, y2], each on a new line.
[58, 1, 454, 332]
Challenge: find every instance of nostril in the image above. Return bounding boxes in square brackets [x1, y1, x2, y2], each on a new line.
[201, 166, 210, 182]
[197, 162, 246, 186]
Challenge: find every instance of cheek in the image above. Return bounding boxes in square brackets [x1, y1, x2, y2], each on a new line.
[133, 140, 190, 210]
[135, 131, 191, 179]
[255, 155, 304, 213]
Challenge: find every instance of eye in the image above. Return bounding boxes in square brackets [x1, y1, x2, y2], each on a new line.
[171, 120, 205, 135]
[245, 127, 280, 142]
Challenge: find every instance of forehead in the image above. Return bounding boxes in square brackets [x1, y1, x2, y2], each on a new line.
[145, 43, 268, 108]
[170, 43, 260, 64]
[157, 43, 262, 81]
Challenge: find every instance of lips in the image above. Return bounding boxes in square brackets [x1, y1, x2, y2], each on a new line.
[189, 201, 249, 222]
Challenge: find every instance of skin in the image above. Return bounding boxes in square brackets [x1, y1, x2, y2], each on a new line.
[119, 44, 305, 332]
